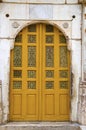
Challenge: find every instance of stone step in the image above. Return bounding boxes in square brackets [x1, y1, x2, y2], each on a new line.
[0, 122, 81, 130]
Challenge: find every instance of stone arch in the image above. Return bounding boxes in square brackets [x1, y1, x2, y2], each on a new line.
[11, 20, 72, 51]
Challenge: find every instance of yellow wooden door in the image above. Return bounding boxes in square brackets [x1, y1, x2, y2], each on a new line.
[10, 23, 70, 121]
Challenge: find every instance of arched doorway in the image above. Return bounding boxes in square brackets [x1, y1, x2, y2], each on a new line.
[10, 23, 70, 121]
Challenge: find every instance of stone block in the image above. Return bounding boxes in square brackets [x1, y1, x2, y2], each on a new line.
[29, 4, 53, 19]
[28, 0, 65, 3]
[78, 82, 86, 125]
[0, 4, 11, 37]
[0, 123, 81, 130]
[71, 40, 81, 121]
[3, 0, 27, 2]
[66, 0, 79, 3]
[53, 5, 81, 39]
[3, 0, 65, 3]
[72, 17, 81, 39]
[10, 4, 28, 19]
[53, 5, 81, 20]
[0, 3, 29, 38]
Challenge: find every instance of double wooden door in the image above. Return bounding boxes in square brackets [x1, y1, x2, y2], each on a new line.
[10, 23, 70, 121]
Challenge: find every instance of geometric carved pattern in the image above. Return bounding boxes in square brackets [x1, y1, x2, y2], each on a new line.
[46, 24, 54, 32]
[28, 35, 36, 43]
[46, 35, 54, 43]
[59, 35, 66, 43]
[46, 46, 54, 67]
[15, 34, 22, 43]
[59, 70, 68, 78]
[46, 70, 54, 78]
[27, 70, 36, 78]
[13, 70, 22, 78]
[13, 81, 22, 89]
[13, 46, 22, 67]
[60, 46, 68, 67]
[28, 24, 36, 32]
[28, 46, 36, 67]
[60, 81, 68, 89]
[27, 81, 36, 89]
[46, 81, 54, 89]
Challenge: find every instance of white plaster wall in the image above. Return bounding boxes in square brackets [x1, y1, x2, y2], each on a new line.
[71, 40, 81, 121]
[0, 39, 14, 122]
[82, 5, 86, 81]
[0, 2, 82, 123]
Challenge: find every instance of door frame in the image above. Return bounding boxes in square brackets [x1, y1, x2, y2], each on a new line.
[9, 23, 71, 121]
[0, 21, 81, 123]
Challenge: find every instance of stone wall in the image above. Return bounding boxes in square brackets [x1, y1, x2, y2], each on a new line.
[0, 80, 2, 123]
[77, 4, 86, 125]
[78, 82, 86, 124]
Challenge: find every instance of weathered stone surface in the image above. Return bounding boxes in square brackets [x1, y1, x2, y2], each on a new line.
[2, 0, 65, 4]
[0, 123, 81, 130]
[66, 0, 78, 3]
[29, 4, 53, 19]
[3, 0, 27, 2]
[78, 82, 86, 125]
[71, 40, 81, 121]
[0, 80, 2, 123]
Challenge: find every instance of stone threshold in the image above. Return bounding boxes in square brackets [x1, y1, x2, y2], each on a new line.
[0, 122, 78, 126]
[0, 122, 81, 130]
[0, 122, 80, 127]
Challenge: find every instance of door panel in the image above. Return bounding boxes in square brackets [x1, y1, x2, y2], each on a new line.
[13, 94, 22, 115]
[27, 94, 37, 115]
[10, 23, 70, 121]
[45, 94, 55, 115]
